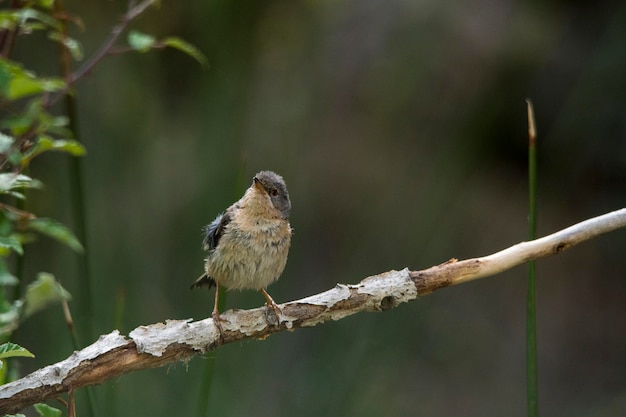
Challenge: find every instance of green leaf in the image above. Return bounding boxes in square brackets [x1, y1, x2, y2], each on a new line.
[1, 116, 33, 137]
[50, 115, 70, 128]
[22, 272, 71, 319]
[3, 191, 25, 200]
[128, 30, 156, 53]
[0, 342, 35, 360]
[22, 135, 85, 166]
[8, 75, 65, 101]
[20, 22, 48, 33]
[0, 58, 14, 96]
[0, 236, 23, 255]
[38, 136, 85, 156]
[48, 31, 84, 61]
[0, 259, 18, 285]
[0, 300, 21, 336]
[0, 214, 12, 236]
[0, 11, 20, 31]
[0, 173, 43, 193]
[0, 132, 23, 168]
[1, 97, 43, 135]
[0, 132, 14, 153]
[162, 37, 209, 69]
[2, 99, 71, 139]
[34, 403, 62, 417]
[0, 58, 65, 100]
[27, 218, 83, 253]
[43, 136, 84, 155]
[36, 0, 56, 10]
[15, 9, 61, 31]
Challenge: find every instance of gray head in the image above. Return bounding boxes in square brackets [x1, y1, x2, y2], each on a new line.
[253, 171, 291, 219]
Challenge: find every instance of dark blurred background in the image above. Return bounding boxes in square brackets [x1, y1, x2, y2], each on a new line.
[12, 0, 626, 416]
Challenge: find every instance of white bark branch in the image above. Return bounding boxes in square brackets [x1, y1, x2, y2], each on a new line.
[1, 208, 625, 414]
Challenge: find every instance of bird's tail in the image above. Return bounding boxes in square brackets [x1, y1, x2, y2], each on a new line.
[190, 274, 217, 290]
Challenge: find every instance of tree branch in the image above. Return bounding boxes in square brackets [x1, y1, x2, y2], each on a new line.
[48, 0, 158, 107]
[1, 208, 625, 413]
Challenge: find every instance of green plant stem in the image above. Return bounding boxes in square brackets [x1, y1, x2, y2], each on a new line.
[195, 288, 227, 417]
[55, 2, 96, 416]
[67, 124, 93, 342]
[196, 353, 218, 417]
[64, 51, 99, 417]
[56, 0, 93, 350]
[11, 167, 28, 303]
[526, 99, 538, 417]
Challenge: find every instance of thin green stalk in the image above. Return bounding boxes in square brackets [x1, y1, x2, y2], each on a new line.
[61, 296, 100, 416]
[11, 166, 28, 303]
[61, 299, 79, 350]
[6, 169, 28, 381]
[55, 2, 96, 416]
[104, 288, 126, 416]
[64, 93, 99, 417]
[526, 99, 538, 417]
[67, 120, 93, 343]
[55, 0, 93, 348]
[195, 287, 227, 417]
[195, 350, 219, 417]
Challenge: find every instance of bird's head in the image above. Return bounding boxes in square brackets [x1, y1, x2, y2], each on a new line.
[252, 171, 291, 219]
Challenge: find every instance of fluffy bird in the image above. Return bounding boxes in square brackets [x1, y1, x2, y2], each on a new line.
[191, 171, 292, 329]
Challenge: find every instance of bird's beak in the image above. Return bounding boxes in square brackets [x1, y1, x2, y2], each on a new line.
[253, 176, 264, 192]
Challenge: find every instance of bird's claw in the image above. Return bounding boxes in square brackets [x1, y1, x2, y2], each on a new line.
[212, 310, 229, 337]
[264, 301, 282, 325]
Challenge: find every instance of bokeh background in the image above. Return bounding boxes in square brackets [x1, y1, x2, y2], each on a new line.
[12, 0, 626, 416]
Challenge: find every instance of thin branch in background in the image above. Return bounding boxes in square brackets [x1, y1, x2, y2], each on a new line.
[49, 0, 159, 107]
[0, 0, 20, 58]
[526, 98, 538, 417]
[0, 203, 36, 220]
[61, 298, 76, 347]
[69, 0, 158, 82]
[68, 388, 76, 417]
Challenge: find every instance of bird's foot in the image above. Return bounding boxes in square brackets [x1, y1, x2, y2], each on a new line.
[264, 300, 282, 326]
[211, 309, 228, 337]
[260, 288, 281, 326]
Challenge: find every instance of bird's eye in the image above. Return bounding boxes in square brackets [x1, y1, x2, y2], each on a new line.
[269, 188, 279, 197]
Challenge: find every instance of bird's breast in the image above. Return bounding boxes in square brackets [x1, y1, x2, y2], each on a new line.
[205, 217, 291, 291]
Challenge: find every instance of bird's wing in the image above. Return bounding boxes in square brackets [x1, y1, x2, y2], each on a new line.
[202, 211, 231, 251]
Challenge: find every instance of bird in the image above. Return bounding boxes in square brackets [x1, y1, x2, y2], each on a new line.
[191, 170, 292, 331]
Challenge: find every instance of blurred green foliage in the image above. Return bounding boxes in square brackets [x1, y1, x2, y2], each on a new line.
[0, 1, 207, 412]
[2, 0, 626, 416]
[0, 0, 83, 371]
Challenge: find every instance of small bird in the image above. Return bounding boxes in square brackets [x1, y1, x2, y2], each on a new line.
[191, 171, 292, 330]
